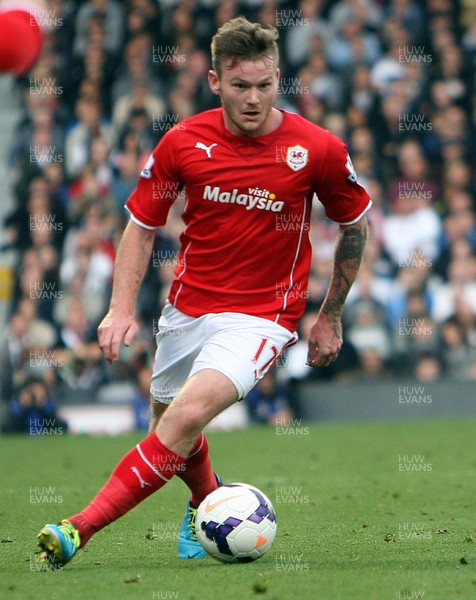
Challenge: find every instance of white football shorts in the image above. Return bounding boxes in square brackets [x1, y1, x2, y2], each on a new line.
[150, 302, 297, 403]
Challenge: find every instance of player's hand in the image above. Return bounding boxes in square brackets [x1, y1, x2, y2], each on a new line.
[97, 310, 139, 364]
[306, 312, 343, 368]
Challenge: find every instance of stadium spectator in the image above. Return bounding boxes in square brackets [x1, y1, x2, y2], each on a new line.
[245, 370, 294, 425]
[440, 316, 476, 380]
[0, 0, 475, 417]
[282, 0, 328, 69]
[347, 304, 392, 362]
[431, 255, 476, 323]
[355, 346, 394, 381]
[326, 17, 381, 73]
[414, 351, 442, 382]
[112, 33, 162, 105]
[73, 0, 124, 58]
[308, 53, 345, 111]
[382, 145, 442, 268]
[384, 0, 424, 42]
[1, 376, 68, 435]
[132, 365, 153, 431]
[111, 150, 142, 216]
[65, 96, 113, 179]
[112, 77, 166, 132]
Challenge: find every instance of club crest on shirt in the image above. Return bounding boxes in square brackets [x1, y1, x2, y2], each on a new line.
[286, 145, 309, 172]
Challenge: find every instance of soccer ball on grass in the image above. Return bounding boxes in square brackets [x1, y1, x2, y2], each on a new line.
[195, 483, 277, 563]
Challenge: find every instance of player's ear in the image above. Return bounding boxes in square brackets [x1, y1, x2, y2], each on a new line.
[208, 70, 220, 95]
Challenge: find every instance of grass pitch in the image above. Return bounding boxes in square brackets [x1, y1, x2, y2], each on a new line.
[0, 418, 475, 600]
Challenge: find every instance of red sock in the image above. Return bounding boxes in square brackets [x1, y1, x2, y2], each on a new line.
[69, 432, 185, 547]
[175, 433, 218, 507]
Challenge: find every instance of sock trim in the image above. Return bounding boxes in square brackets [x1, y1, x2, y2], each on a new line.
[136, 443, 170, 483]
[188, 433, 204, 459]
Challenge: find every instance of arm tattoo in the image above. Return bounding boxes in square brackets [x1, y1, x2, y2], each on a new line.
[322, 221, 368, 317]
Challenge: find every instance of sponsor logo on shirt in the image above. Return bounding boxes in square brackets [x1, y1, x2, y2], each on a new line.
[194, 141, 218, 158]
[203, 185, 284, 212]
[345, 154, 358, 183]
[140, 153, 155, 179]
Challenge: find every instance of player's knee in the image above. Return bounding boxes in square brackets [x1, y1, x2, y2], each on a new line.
[160, 401, 206, 437]
[181, 404, 206, 435]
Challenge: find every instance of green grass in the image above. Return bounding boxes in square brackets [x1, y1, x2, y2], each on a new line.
[0, 419, 475, 600]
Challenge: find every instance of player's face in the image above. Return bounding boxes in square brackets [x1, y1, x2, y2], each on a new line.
[209, 56, 280, 137]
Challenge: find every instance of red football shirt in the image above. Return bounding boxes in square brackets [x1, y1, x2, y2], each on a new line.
[126, 108, 371, 331]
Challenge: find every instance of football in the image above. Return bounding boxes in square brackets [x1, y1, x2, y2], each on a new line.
[195, 483, 277, 563]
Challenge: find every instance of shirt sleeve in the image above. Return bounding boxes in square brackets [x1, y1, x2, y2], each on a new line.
[314, 133, 372, 225]
[125, 128, 183, 229]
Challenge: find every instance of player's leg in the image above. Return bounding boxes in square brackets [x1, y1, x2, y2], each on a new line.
[150, 397, 219, 506]
[152, 314, 297, 489]
[157, 313, 296, 559]
[37, 369, 235, 566]
[36, 310, 295, 566]
[153, 372, 233, 559]
[155, 368, 238, 455]
[149, 396, 167, 432]
[36, 306, 218, 566]
[71, 369, 235, 542]
[149, 394, 220, 558]
[148, 306, 221, 504]
[148, 310, 223, 557]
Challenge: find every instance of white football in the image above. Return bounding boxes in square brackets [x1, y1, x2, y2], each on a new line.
[195, 482, 277, 563]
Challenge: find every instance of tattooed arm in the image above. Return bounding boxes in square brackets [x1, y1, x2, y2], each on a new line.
[307, 216, 368, 367]
[98, 220, 156, 363]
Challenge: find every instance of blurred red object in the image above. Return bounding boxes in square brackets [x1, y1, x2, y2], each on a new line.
[0, 6, 43, 75]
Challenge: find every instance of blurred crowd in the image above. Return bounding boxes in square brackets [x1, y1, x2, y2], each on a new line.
[1, 0, 475, 428]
